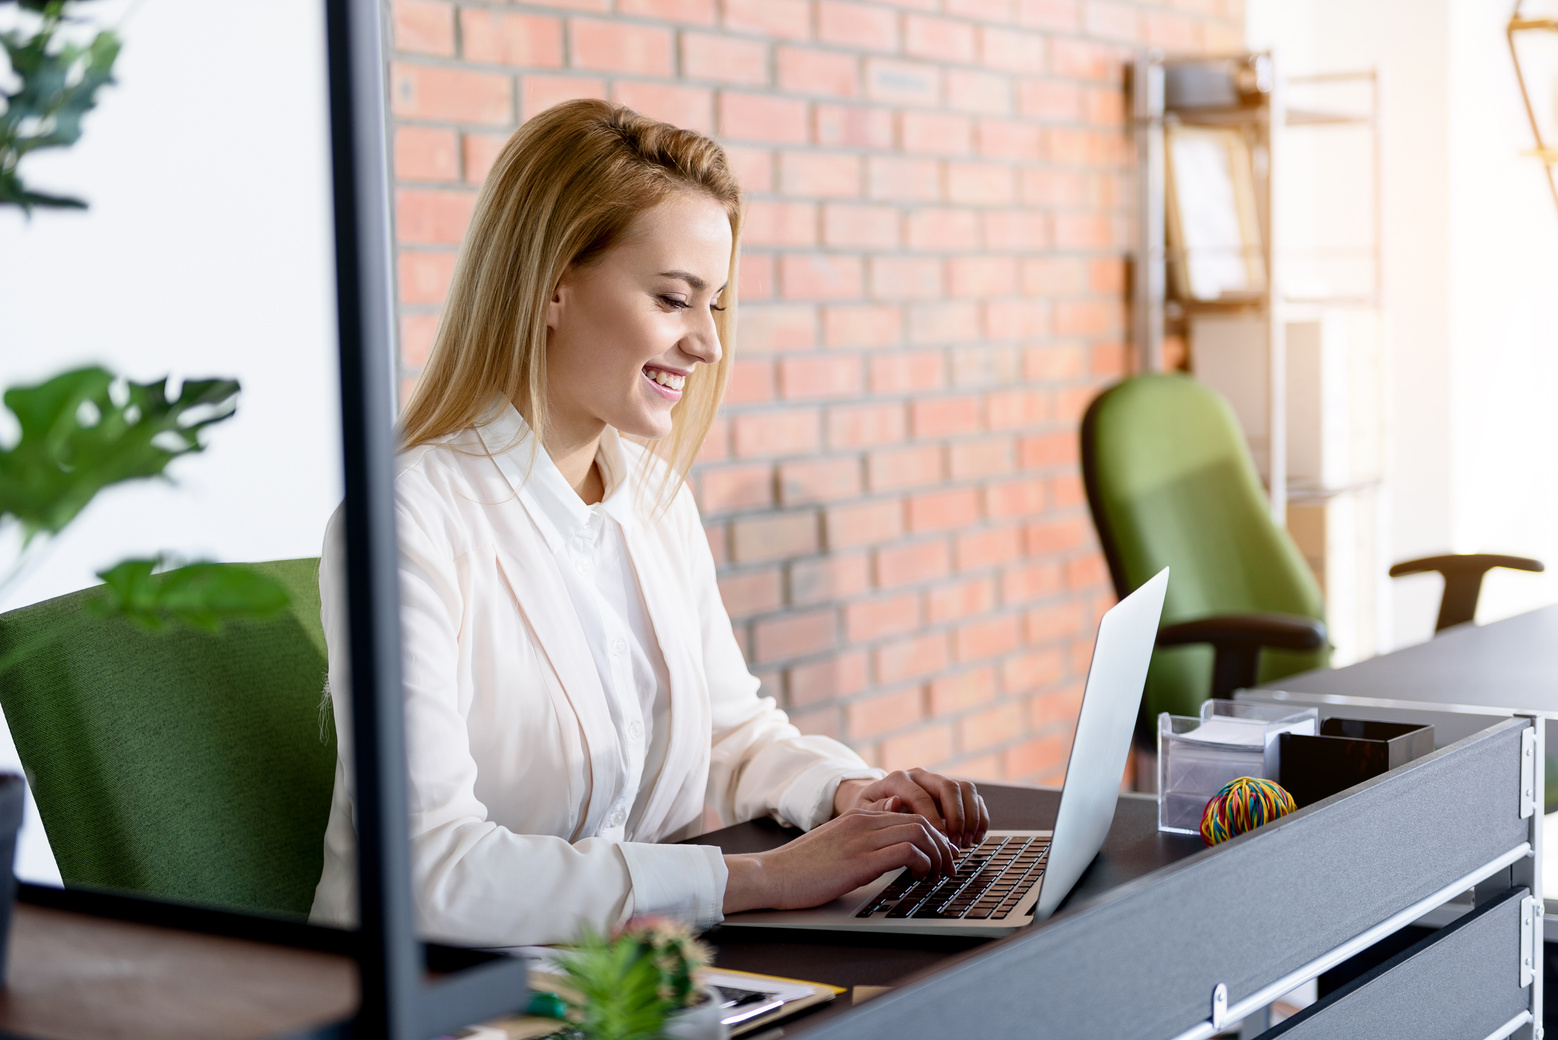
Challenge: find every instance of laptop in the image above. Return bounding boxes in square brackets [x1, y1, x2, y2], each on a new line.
[721, 567, 1169, 938]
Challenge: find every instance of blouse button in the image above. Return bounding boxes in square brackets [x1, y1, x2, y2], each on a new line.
[628, 720, 643, 742]
[607, 809, 626, 828]
[610, 638, 627, 656]
[575, 557, 594, 575]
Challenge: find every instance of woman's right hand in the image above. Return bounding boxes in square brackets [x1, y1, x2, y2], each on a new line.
[721, 806, 958, 914]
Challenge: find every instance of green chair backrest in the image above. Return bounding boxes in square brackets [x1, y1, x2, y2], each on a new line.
[0, 557, 333, 917]
[1081, 375, 1329, 729]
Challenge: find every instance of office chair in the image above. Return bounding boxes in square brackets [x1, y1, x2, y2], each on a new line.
[0, 557, 334, 917]
[1081, 374, 1542, 737]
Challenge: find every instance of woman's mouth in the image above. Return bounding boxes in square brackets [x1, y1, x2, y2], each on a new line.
[642, 365, 686, 402]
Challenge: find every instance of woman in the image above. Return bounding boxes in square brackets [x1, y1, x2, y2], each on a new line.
[310, 99, 988, 947]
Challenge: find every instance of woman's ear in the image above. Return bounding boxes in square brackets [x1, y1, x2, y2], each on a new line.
[545, 268, 572, 332]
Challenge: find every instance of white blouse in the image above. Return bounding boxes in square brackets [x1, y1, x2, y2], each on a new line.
[309, 402, 883, 947]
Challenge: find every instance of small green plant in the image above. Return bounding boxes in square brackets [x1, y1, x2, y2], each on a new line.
[0, 366, 290, 671]
[0, 0, 122, 214]
[556, 917, 713, 1040]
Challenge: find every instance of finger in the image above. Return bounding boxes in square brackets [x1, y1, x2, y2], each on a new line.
[889, 773, 946, 832]
[869, 842, 932, 881]
[970, 786, 990, 842]
[959, 782, 986, 844]
[930, 774, 966, 845]
[889, 816, 956, 876]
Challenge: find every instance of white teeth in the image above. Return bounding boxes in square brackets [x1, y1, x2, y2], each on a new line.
[646, 369, 686, 391]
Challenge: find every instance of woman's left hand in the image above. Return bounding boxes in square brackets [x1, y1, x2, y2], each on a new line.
[833, 769, 990, 849]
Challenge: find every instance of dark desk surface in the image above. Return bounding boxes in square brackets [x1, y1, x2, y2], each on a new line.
[1267, 603, 1558, 717]
[693, 785, 1203, 1032]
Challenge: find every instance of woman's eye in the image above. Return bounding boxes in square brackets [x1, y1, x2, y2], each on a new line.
[658, 295, 690, 310]
[710, 301, 727, 312]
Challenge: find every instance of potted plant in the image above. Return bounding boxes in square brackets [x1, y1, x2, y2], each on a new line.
[555, 918, 727, 1040]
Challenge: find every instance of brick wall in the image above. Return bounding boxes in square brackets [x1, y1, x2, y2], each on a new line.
[389, 0, 1244, 786]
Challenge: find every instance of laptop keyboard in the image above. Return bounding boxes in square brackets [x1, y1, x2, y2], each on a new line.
[854, 835, 1050, 921]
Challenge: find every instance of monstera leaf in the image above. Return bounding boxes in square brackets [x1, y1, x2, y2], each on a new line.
[0, 366, 239, 544]
[91, 557, 291, 634]
[0, 0, 122, 213]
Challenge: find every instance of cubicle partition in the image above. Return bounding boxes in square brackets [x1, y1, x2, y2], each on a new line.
[788, 717, 1542, 1040]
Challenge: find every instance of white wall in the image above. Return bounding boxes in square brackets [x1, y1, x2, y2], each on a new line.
[0, 0, 340, 883]
[1248, 0, 1558, 650]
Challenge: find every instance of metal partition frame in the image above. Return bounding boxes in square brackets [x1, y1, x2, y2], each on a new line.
[324, 0, 531, 1035]
[790, 717, 1542, 1040]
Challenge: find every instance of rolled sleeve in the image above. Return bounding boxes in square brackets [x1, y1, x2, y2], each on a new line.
[618, 841, 728, 931]
[778, 759, 888, 833]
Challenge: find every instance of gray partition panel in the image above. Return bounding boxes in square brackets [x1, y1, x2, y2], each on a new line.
[1266, 888, 1529, 1040]
[795, 718, 1530, 1040]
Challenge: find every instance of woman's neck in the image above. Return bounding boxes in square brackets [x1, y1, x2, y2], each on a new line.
[519, 402, 606, 505]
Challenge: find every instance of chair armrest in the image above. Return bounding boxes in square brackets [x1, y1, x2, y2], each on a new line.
[1156, 612, 1327, 702]
[1389, 553, 1545, 632]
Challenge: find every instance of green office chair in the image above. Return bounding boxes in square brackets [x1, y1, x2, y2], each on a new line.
[0, 557, 334, 917]
[1081, 374, 1542, 740]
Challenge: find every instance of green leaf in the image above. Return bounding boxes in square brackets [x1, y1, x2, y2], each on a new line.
[0, 367, 240, 543]
[558, 931, 675, 1040]
[89, 557, 291, 634]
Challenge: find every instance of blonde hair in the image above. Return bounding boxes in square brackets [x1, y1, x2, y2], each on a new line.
[398, 99, 743, 509]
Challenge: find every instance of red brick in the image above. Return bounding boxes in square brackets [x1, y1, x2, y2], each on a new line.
[869, 256, 943, 299]
[395, 126, 458, 182]
[789, 554, 873, 606]
[734, 410, 822, 456]
[699, 419, 730, 463]
[781, 255, 864, 300]
[846, 592, 922, 642]
[725, 0, 812, 39]
[718, 567, 784, 617]
[947, 161, 1016, 205]
[754, 608, 839, 663]
[1022, 256, 1085, 296]
[612, 81, 715, 133]
[1053, 299, 1116, 336]
[780, 356, 864, 399]
[741, 252, 774, 301]
[875, 633, 951, 685]
[985, 478, 1046, 519]
[1084, 0, 1138, 39]
[461, 10, 562, 66]
[960, 700, 1026, 752]
[1085, 85, 1127, 126]
[1143, 10, 1201, 50]
[778, 46, 859, 98]
[780, 152, 862, 197]
[985, 299, 1050, 340]
[459, 132, 505, 184]
[1024, 343, 1086, 381]
[911, 395, 982, 437]
[828, 402, 907, 448]
[779, 456, 863, 504]
[824, 498, 905, 549]
[1066, 552, 1110, 590]
[949, 344, 1021, 384]
[394, 0, 455, 56]
[1018, 78, 1080, 120]
[1049, 37, 1120, 81]
[989, 389, 1050, 429]
[1090, 257, 1128, 293]
[868, 445, 944, 491]
[948, 0, 1014, 17]
[909, 488, 981, 532]
[867, 157, 942, 202]
[743, 201, 818, 248]
[683, 32, 768, 86]
[789, 651, 871, 705]
[724, 358, 774, 405]
[723, 144, 775, 191]
[823, 304, 903, 349]
[1001, 560, 1062, 605]
[1024, 599, 1087, 643]
[904, 14, 975, 63]
[929, 667, 998, 714]
[1003, 647, 1065, 693]
[1005, 731, 1071, 784]
[875, 538, 952, 587]
[619, 0, 716, 23]
[732, 511, 820, 562]
[1030, 682, 1084, 729]
[926, 575, 997, 624]
[1017, 0, 1081, 31]
[400, 312, 440, 367]
[881, 725, 955, 772]
[739, 304, 818, 352]
[870, 353, 945, 394]
[820, 203, 897, 248]
[1018, 432, 1074, 469]
[1092, 341, 1131, 377]
[700, 463, 776, 512]
[955, 526, 1023, 570]
[981, 209, 1048, 251]
[865, 58, 940, 107]
[947, 255, 1018, 298]
[520, 74, 607, 121]
[570, 18, 673, 76]
[817, 1, 899, 51]
[391, 63, 512, 123]
[976, 118, 1042, 161]
[946, 69, 1010, 115]
[396, 188, 476, 245]
[1051, 470, 1088, 507]
[1054, 385, 1098, 425]
[848, 685, 926, 739]
[788, 705, 844, 740]
[900, 111, 973, 156]
[815, 104, 896, 149]
[949, 437, 1015, 480]
[980, 25, 1045, 72]
[720, 93, 810, 144]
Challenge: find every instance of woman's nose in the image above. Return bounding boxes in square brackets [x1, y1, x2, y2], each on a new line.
[685, 311, 722, 365]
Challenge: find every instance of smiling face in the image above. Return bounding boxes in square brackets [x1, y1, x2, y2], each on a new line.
[543, 191, 734, 448]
